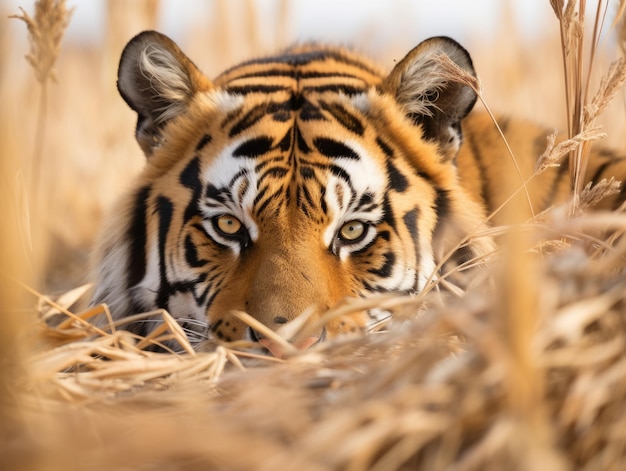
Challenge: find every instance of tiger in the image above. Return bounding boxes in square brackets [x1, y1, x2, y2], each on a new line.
[91, 31, 626, 357]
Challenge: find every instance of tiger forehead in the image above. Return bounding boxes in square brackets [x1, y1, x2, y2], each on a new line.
[188, 47, 393, 222]
[198, 98, 389, 224]
[214, 46, 386, 91]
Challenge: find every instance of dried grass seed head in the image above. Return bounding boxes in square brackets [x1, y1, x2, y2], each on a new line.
[10, 0, 74, 84]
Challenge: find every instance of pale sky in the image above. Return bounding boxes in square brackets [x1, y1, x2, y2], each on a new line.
[6, 0, 558, 47]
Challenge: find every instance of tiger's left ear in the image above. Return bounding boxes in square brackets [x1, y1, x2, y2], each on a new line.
[383, 36, 477, 162]
[117, 31, 213, 157]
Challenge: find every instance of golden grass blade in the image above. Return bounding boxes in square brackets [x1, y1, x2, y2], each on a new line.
[230, 310, 299, 356]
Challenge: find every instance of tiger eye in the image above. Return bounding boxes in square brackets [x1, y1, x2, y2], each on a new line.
[339, 221, 365, 241]
[216, 215, 242, 235]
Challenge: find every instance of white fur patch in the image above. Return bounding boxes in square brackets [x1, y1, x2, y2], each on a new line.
[350, 93, 371, 114]
[200, 140, 260, 255]
[197, 89, 244, 115]
[133, 241, 160, 308]
[323, 141, 386, 251]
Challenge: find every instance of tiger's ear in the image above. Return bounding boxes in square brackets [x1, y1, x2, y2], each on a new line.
[383, 36, 477, 162]
[117, 31, 212, 157]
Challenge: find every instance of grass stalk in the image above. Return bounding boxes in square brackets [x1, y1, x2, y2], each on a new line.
[10, 0, 73, 275]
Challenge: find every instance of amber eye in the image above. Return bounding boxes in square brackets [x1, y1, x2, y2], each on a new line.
[215, 215, 242, 235]
[339, 220, 366, 242]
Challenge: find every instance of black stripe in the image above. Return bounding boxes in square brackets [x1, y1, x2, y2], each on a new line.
[256, 187, 284, 217]
[376, 137, 394, 158]
[180, 157, 203, 222]
[229, 69, 370, 80]
[368, 252, 395, 278]
[402, 208, 420, 291]
[179, 157, 201, 189]
[296, 127, 311, 153]
[229, 103, 268, 137]
[195, 134, 212, 152]
[314, 138, 359, 160]
[298, 183, 316, 211]
[386, 159, 408, 193]
[184, 234, 206, 268]
[228, 49, 381, 76]
[252, 185, 269, 208]
[277, 131, 292, 152]
[262, 166, 289, 179]
[304, 84, 365, 95]
[255, 156, 283, 173]
[402, 208, 419, 242]
[233, 136, 274, 158]
[319, 101, 364, 135]
[466, 133, 492, 211]
[220, 108, 243, 129]
[300, 166, 315, 179]
[225, 85, 288, 95]
[590, 161, 612, 184]
[320, 186, 327, 215]
[126, 186, 151, 289]
[328, 164, 353, 184]
[382, 195, 397, 232]
[156, 196, 174, 310]
[300, 100, 325, 121]
[205, 184, 230, 204]
[357, 193, 374, 209]
[434, 188, 450, 226]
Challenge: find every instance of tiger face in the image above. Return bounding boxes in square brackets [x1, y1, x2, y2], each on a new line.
[92, 32, 494, 355]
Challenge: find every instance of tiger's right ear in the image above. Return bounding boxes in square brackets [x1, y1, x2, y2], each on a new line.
[382, 36, 477, 163]
[117, 31, 212, 157]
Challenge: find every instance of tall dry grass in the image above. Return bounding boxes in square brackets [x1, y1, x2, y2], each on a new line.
[549, 0, 626, 209]
[2, 0, 626, 470]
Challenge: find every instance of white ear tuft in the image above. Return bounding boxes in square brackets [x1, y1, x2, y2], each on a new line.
[136, 43, 192, 123]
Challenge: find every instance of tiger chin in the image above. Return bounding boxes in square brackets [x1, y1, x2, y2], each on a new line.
[90, 31, 624, 357]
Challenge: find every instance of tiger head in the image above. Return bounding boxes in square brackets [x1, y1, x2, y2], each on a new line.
[92, 31, 493, 355]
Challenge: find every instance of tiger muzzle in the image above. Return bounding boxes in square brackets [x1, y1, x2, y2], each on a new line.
[243, 242, 337, 357]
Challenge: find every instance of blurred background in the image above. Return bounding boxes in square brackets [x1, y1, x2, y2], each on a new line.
[1, 0, 625, 292]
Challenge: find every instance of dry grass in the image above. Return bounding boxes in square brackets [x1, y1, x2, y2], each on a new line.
[549, 0, 626, 210]
[3, 0, 626, 470]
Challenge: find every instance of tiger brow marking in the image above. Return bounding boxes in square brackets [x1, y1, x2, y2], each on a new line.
[375, 137, 394, 158]
[228, 103, 269, 137]
[319, 100, 364, 136]
[233, 136, 274, 158]
[386, 159, 409, 193]
[195, 134, 212, 151]
[314, 137, 360, 160]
